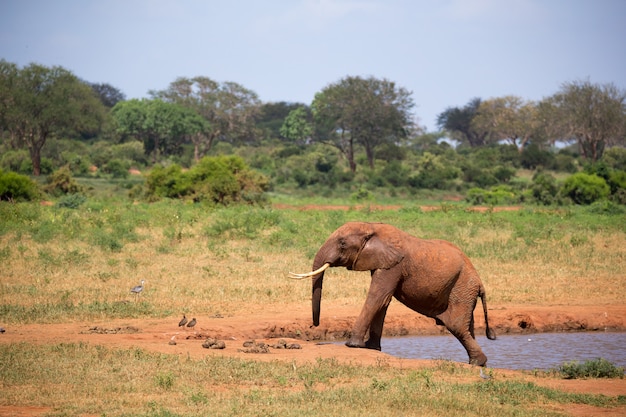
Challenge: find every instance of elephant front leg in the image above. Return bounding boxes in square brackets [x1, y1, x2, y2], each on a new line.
[364, 305, 389, 351]
[346, 271, 395, 350]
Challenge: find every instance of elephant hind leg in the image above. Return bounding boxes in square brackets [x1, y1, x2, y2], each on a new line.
[437, 311, 488, 366]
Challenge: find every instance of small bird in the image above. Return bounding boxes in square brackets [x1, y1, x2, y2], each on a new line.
[186, 317, 197, 330]
[178, 315, 188, 328]
[479, 367, 492, 380]
[130, 280, 145, 300]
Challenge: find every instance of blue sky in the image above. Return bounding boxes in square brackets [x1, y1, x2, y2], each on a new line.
[1, 0, 625, 131]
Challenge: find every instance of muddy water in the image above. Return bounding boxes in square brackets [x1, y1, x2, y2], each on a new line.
[381, 332, 626, 370]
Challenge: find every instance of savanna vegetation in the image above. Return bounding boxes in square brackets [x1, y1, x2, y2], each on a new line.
[1, 60, 625, 416]
[1, 59, 626, 209]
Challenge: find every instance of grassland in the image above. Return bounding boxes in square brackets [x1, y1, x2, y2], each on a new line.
[0, 197, 625, 416]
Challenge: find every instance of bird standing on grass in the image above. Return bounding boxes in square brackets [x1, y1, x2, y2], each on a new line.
[130, 280, 145, 301]
[178, 315, 188, 328]
[187, 318, 197, 330]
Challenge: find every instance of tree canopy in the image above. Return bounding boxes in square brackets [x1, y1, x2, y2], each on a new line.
[312, 75, 414, 172]
[150, 76, 262, 160]
[437, 98, 490, 148]
[0, 60, 105, 175]
[544, 80, 626, 161]
[111, 99, 209, 162]
[472, 96, 539, 152]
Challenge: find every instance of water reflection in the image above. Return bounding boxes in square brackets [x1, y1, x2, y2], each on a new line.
[380, 332, 626, 370]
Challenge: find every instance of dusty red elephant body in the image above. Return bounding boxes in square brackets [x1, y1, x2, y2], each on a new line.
[291, 221, 496, 366]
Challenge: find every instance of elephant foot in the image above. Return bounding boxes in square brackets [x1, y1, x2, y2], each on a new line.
[345, 339, 381, 351]
[469, 353, 488, 367]
[345, 339, 366, 349]
[365, 340, 382, 351]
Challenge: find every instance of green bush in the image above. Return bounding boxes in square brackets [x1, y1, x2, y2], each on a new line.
[520, 144, 555, 170]
[0, 149, 32, 174]
[603, 147, 626, 171]
[558, 358, 624, 379]
[56, 193, 87, 209]
[608, 170, 626, 194]
[560, 173, 610, 205]
[465, 186, 518, 205]
[0, 170, 40, 202]
[531, 171, 559, 205]
[102, 159, 130, 179]
[144, 156, 269, 205]
[43, 165, 83, 197]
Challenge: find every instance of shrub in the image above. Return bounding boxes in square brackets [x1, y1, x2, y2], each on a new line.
[603, 147, 626, 171]
[56, 193, 87, 209]
[102, 158, 130, 179]
[531, 171, 559, 205]
[144, 156, 269, 205]
[0, 149, 31, 174]
[553, 151, 579, 173]
[520, 144, 555, 170]
[0, 170, 40, 202]
[558, 358, 624, 379]
[607, 170, 626, 195]
[560, 173, 610, 205]
[43, 165, 83, 197]
[466, 186, 518, 205]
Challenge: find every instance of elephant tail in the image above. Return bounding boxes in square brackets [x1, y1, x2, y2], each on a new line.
[479, 284, 496, 340]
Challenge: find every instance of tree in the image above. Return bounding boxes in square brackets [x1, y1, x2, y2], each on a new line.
[311, 76, 414, 172]
[89, 82, 126, 108]
[111, 99, 209, 163]
[0, 61, 105, 175]
[437, 98, 490, 147]
[545, 80, 626, 161]
[257, 101, 307, 140]
[151, 76, 262, 160]
[472, 96, 539, 152]
[280, 107, 312, 144]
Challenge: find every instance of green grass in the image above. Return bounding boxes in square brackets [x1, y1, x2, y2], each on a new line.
[0, 343, 623, 417]
[557, 358, 625, 379]
[1, 199, 625, 322]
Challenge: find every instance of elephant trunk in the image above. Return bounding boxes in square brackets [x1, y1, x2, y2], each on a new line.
[311, 250, 331, 327]
[312, 271, 324, 327]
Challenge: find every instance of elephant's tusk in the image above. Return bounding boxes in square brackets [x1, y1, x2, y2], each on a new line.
[288, 263, 330, 279]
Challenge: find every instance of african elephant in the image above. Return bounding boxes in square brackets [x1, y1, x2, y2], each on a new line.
[290, 221, 496, 366]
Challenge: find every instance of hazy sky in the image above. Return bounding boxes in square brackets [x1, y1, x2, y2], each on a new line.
[1, 0, 625, 130]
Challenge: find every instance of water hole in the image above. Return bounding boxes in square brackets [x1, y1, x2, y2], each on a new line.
[378, 332, 626, 370]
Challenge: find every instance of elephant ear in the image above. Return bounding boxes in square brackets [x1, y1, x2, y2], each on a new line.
[352, 235, 404, 271]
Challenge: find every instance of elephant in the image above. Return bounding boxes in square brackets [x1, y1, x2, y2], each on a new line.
[290, 221, 496, 366]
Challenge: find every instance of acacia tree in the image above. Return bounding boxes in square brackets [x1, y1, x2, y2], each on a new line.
[151, 76, 261, 161]
[312, 76, 414, 172]
[0, 61, 105, 175]
[437, 98, 490, 147]
[111, 99, 208, 163]
[472, 96, 539, 152]
[544, 80, 626, 161]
